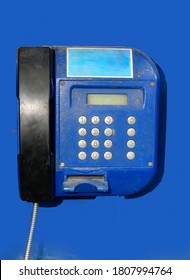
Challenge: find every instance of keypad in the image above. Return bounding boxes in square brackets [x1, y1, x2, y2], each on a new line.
[77, 115, 137, 161]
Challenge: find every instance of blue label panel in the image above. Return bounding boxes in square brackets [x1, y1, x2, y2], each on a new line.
[67, 48, 133, 78]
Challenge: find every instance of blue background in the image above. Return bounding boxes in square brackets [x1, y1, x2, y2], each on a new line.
[0, 0, 190, 260]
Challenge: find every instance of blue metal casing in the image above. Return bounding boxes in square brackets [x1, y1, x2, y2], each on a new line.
[54, 47, 160, 198]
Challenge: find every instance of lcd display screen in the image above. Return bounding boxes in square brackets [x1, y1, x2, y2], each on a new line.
[87, 94, 128, 105]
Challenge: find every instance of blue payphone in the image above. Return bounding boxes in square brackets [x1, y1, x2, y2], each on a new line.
[17, 47, 160, 202]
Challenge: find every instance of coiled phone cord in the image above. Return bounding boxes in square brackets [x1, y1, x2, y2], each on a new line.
[24, 202, 39, 260]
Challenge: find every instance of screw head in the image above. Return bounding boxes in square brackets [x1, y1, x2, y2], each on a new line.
[60, 162, 65, 167]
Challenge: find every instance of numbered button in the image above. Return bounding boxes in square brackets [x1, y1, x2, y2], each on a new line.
[104, 140, 112, 148]
[127, 140, 135, 149]
[78, 152, 87, 160]
[91, 140, 100, 148]
[127, 116, 136, 125]
[91, 128, 100, 136]
[78, 128, 87, 136]
[78, 116, 87, 125]
[105, 116, 113, 125]
[104, 151, 112, 160]
[127, 128, 136, 137]
[91, 116, 100, 124]
[78, 140, 87, 148]
[127, 151, 135, 160]
[91, 152, 100, 160]
[104, 128, 113, 136]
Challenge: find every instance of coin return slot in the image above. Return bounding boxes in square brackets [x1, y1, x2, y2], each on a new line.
[63, 175, 108, 193]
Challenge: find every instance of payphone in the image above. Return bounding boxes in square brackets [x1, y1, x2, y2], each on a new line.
[17, 47, 160, 203]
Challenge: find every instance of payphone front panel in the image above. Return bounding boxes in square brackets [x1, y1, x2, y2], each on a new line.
[17, 47, 160, 202]
[55, 47, 159, 198]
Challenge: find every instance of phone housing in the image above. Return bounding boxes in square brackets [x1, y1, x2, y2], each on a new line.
[17, 47, 160, 202]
